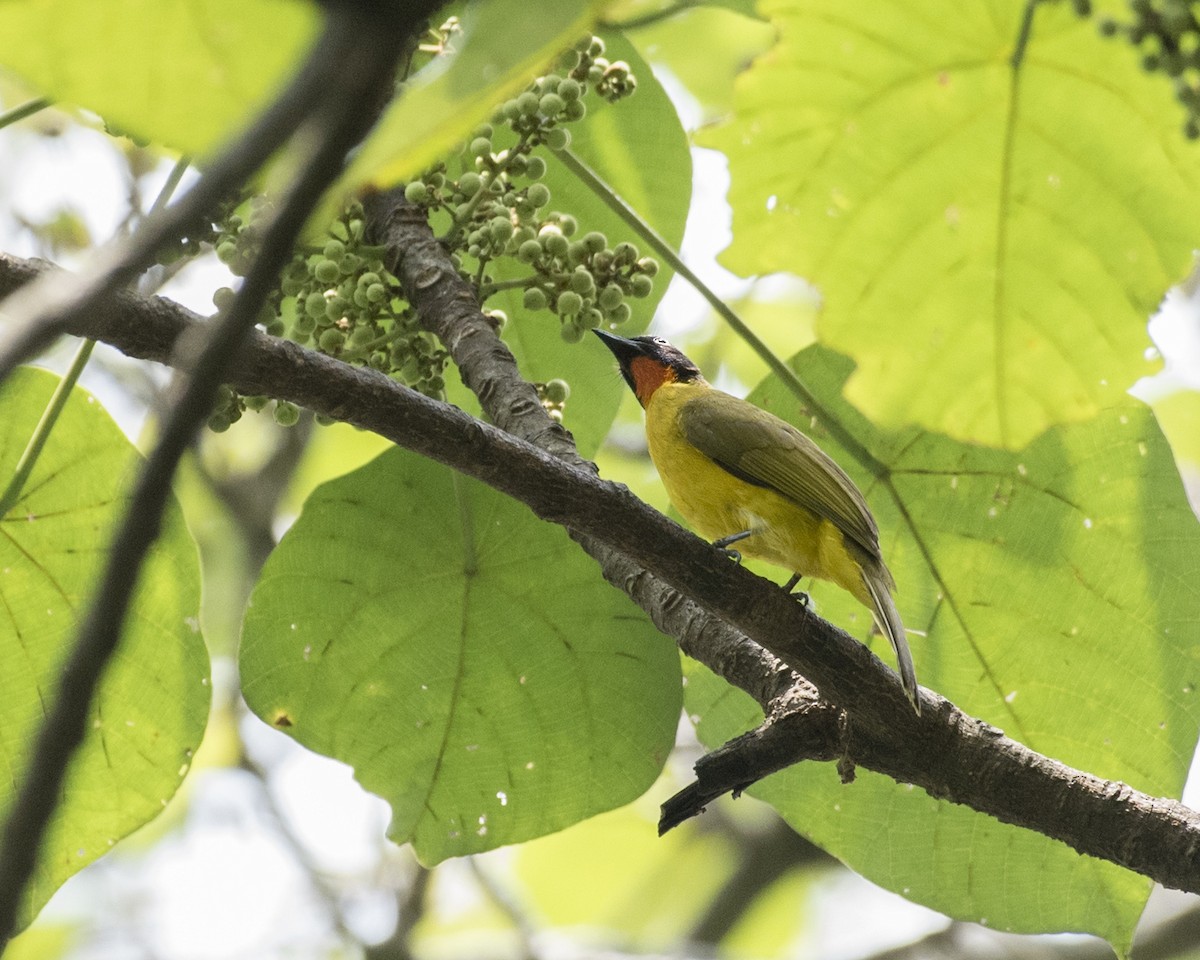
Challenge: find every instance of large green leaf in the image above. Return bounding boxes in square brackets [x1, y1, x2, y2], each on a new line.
[0, 0, 316, 155]
[684, 345, 1200, 952]
[702, 0, 1200, 449]
[349, 0, 600, 191]
[0, 368, 208, 931]
[240, 448, 681, 864]
[465, 31, 692, 457]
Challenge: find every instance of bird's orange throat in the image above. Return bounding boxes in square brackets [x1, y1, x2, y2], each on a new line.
[629, 356, 676, 407]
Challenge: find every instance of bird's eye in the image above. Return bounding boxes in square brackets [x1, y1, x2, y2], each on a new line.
[652, 337, 668, 345]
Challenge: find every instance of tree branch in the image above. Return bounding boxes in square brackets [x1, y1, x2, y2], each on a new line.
[5, 251, 1200, 895]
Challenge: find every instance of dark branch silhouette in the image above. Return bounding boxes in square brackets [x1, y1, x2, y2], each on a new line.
[0, 0, 444, 941]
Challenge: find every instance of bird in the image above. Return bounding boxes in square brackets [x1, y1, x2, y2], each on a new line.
[594, 329, 919, 714]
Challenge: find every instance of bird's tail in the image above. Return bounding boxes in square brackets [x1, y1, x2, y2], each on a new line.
[861, 567, 920, 715]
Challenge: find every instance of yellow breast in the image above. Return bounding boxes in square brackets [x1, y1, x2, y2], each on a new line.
[643, 381, 869, 603]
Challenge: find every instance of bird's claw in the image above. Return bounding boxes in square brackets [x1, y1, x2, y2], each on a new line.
[719, 546, 742, 564]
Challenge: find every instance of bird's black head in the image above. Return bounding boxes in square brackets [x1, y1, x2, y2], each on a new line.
[593, 330, 704, 408]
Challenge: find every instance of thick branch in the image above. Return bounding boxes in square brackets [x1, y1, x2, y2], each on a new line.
[5, 252, 1200, 894]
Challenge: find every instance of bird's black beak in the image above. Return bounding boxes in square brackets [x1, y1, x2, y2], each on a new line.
[593, 328, 647, 363]
[592, 329, 647, 396]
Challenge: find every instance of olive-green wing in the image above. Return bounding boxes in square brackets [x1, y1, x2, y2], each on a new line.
[678, 390, 882, 558]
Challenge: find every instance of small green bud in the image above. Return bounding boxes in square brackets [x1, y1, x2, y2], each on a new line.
[580, 307, 603, 329]
[613, 241, 638, 264]
[599, 284, 624, 311]
[557, 290, 583, 315]
[216, 241, 238, 264]
[315, 258, 340, 284]
[404, 181, 429, 203]
[503, 99, 523, 121]
[583, 231, 607, 254]
[540, 93, 565, 116]
[544, 378, 570, 403]
[563, 100, 586, 122]
[208, 413, 232, 433]
[518, 91, 541, 115]
[637, 257, 660, 276]
[319, 328, 346, 352]
[339, 253, 362, 274]
[459, 172, 482, 196]
[325, 294, 349, 318]
[323, 239, 346, 261]
[527, 183, 551, 207]
[305, 291, 328, 318]
[608, 302, 632, 324]
[523, 287, 548, 310]
[470, 136, 492, 157]
[630, 274, 654, 298]
[243, 395, 270, 412]
[518, 239, 543, 263]
[490, 216, 515, 242]
[358, 272, 381, 288]
[273, 401, 301, 427]
[293, 313, 318, 337]
[560, 321, 585, 343]
[526, 156, 547, 179]
[366, 283, 387, 303]
[557, 214, 578, 237]
[543, 232, 569, 259]
[266, 318, 287, 337]
[545, 127, 571, 150]
[558, 77, 581, 101]
[570, 267, 595, 295]
[212, 286, 236, 312]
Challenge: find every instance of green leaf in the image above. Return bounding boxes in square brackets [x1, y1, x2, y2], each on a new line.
[471, 32, 692, 457]
[0, 0, 317, 155]
[348, 0, 600, 191]
[702, 0, 1200, 449]
[0, 368, 208, 931]
[626, 4, 775, 124]
[240, 449, 681, 864]
[685, 345, 1200, 951]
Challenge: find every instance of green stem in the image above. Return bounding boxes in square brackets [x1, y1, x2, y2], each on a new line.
[453, 472, 478, 576]
[444, 133, 533, 245]
[0, 339, 95, 518]
[1011, 0, 1042, 69]
[478, 275, 541, 298]
[601, 0, 696, 31]
[0, 97, 52, 131]
[147, 155, 192, 217]
[555, 146, 888, 478]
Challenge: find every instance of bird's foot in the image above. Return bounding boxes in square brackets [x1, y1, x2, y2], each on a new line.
[782, 573, 810, 607]
[713, 530, 753, 565]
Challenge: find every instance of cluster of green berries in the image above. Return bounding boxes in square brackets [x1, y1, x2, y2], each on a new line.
[202, 35, 651, 434]
[535, 378, 571, 422]
[518, 228, 659, 343]
[1097, 0, 1200, 137]
[205, 198, 449, 431]
[399, 36, 656, 347]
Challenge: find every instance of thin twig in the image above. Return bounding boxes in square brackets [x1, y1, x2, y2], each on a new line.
[0, 338, 95, 518]
[0, 97, 52, 131]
